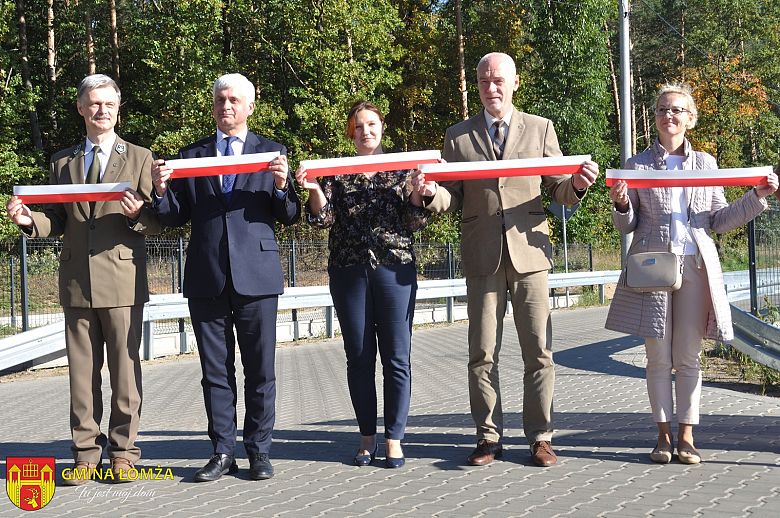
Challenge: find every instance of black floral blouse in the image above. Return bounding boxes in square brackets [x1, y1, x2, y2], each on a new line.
[307, 170, 429, 269]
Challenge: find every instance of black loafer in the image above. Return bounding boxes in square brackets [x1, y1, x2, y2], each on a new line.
[194, 453, 237, 482]
[249, 452, 274, 480]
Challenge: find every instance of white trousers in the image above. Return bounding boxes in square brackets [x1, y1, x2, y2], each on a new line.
[644, 255, 711, 425]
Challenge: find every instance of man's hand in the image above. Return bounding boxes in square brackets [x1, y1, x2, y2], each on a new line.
[411, 169, 438, 198]
[6, 196, 33, 227]
[572, 159, 599, 191]
[151, 159, 172, 197]
[120, 188, 144, 219]
[268, 155, 289, 190]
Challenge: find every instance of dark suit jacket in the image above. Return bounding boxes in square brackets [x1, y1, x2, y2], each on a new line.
[29, 137, 160, 307]
[426, 109, 584, 277]
[154, 131, 300, 298]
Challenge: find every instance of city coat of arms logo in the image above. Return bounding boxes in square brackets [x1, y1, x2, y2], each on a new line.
[6, 457, 55, 511]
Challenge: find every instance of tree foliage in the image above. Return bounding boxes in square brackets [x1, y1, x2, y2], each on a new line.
[2, 0, 779, 250]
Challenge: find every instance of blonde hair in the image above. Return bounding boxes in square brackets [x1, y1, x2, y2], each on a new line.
[655, 83, 698, 128]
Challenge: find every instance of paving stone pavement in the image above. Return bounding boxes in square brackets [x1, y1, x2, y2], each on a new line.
[0, 306, 778, 517]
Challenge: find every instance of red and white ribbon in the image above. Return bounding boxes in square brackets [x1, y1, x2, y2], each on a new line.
[300, 150, 441, 178]
[14, 183, 131, 204]
[166, 152, 280, 178]
[418, 155, 591, 181]
[606, 167, 771, 188]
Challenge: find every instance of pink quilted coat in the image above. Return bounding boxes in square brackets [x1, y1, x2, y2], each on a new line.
[605, 139, 767, 341]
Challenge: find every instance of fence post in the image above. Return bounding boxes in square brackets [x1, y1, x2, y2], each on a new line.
[748, 220, 758, 315]
[9, 257, 16, 329]
[446, 243, 454, 323]
[177, 237, 187, 353]
[20, 235, 29, 332]
[289, 240, 299, 340]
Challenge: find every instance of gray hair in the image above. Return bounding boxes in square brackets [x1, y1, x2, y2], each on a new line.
[77, 74, 121, 102]
[213, 73, 255, 103]
[477, 52, 517, 77]
[656, 82, 698, 128]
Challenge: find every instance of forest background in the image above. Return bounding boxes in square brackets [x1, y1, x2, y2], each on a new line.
[2, 0, 780, 257]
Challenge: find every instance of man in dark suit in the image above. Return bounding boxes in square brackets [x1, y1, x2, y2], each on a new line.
[151, 73, 300, 482]
[414, 53, 599, 467]
[6, 74, 160, 484]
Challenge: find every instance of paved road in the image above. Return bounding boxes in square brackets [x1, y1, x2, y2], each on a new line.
[1, 306, 778, 517]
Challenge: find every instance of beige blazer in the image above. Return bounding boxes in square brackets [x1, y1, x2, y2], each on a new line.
[29, 137, 161, 308]
[426, 109, 584, 277]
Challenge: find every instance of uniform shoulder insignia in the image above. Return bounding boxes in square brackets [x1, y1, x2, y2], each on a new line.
[115, 143, 126, 154]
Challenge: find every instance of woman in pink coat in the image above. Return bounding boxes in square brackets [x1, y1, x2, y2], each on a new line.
[605, 83, 777, 464]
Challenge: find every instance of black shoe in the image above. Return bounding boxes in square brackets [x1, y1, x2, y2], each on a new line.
[248, 452, 274, 480]
[385, 456, 405, 469]
[194, 453, 238, 482]
[353, 444, 378, 467]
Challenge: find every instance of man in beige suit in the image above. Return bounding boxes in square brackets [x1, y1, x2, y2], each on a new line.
[414, 52, 599, 467]
[6, 74, 160, 484]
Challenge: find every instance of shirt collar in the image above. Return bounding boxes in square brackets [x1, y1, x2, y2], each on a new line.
[217, 128, 248, 146]
[85, 134, 117, 155]
[484, 107, 514, 130]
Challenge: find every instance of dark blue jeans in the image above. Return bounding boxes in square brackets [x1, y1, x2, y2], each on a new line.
[329, 263, 417, 440]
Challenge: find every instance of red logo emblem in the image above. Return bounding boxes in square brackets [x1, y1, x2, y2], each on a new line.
[6, 457, 56, 511]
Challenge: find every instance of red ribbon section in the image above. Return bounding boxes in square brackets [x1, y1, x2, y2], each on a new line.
[17, 191, 126, 204]
[423, 163, 584, 182]
[305, 159, 440, 178]
[605, 176, 767, 188]
[169, 161, 274, 179]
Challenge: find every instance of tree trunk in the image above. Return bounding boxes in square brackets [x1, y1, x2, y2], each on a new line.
[16, 0, 43, 149]
[455, 0, 468, 120]
[679, 10, 685, 77]
[86, 11, 96, 75]
[222, 0, 231, 60]
[47, 0, 57, 132]
[346, 30, 356, 94]
[109, 0, 120, 81]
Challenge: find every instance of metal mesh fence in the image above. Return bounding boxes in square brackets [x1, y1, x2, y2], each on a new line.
[753, 196, 780, 313]
[0, 238, 600, 338]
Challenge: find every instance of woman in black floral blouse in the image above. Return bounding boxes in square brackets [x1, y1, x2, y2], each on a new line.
[295, 101, 428, 468]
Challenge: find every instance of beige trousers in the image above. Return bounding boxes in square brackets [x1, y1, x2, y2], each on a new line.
[644, 255, 711, 425]
[466, 256, 554, 444]
[64, 305, 144, 463]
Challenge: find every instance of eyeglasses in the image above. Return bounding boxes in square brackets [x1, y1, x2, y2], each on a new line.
[655, 107, 690, 117]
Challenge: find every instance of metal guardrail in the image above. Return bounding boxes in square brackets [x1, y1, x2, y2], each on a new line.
[729, 305, 780, 371]
[0, 270, 622, 372]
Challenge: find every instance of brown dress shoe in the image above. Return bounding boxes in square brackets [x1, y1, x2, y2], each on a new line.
[110, 457, 135, 483]
[467, 439, 503, 466]
[63, 461, 98, 486]
[531, 441, 557, 467]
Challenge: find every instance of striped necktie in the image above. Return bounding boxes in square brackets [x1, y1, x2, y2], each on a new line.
[492, 121, 505, 160]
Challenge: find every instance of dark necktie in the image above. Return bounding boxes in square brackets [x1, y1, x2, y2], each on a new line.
[492, 121, 505, 160]
[86, 145, 101, 184]
[221, 137, 236, 201]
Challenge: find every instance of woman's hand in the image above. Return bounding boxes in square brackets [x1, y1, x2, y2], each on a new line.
[609, 180, 630, 212]
[755, 171, 779, 199]
[295, 165, 321, 191]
